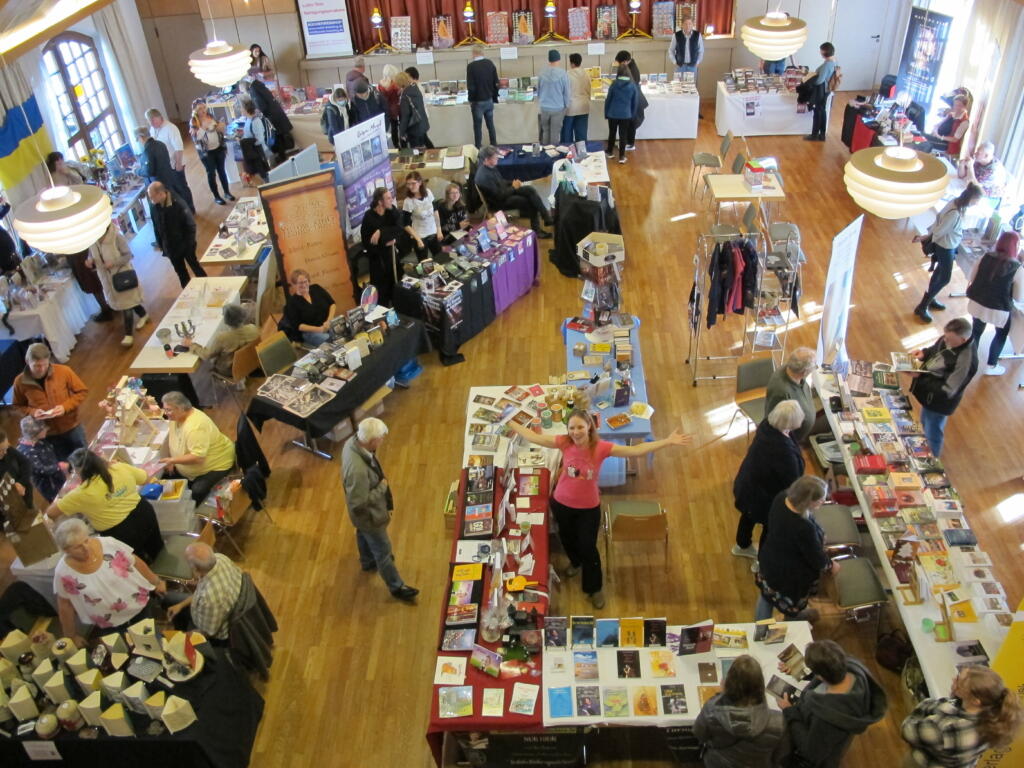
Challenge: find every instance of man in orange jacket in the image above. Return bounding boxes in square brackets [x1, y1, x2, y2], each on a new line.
[13, 343, 89, 461]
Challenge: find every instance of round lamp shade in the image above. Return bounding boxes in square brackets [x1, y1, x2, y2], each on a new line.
[13, 185, 112, 254]
[740, 13, 808, 60]
[843, 146, 949, 219]
[188, 41, 251, 88]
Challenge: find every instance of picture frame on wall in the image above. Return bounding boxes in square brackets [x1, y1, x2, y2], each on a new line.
[568, 6, 592, 41]
[594, 6, 618, 40]
[675, 1, 697, 31]
[432, 15, 455, 49]
[390, 16, 412, 52]
[651, 1, 675, 37]
[512, 10, 535, 45]
[485, 11, 510, 45]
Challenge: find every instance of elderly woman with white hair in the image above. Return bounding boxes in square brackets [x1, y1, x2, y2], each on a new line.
[377, 63, 402, 147]
[732, 399, 807, 560]
[340, 417, 419, 602]
[53, 518, 166, 646]
[764, 347, 818, 443]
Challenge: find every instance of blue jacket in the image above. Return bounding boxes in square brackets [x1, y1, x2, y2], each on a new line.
[604, 77, 638, 120]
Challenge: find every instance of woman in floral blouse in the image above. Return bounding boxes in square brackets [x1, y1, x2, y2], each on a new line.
[53, 518, 166, 647]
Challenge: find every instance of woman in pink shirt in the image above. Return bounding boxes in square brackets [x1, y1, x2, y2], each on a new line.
[510, 410, 690, 609]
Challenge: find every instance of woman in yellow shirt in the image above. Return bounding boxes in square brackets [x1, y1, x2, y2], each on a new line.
[158, 391, 236, 503]
[46, 449, 164, 563]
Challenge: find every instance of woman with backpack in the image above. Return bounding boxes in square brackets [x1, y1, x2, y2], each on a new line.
[238, 99, 272, 182]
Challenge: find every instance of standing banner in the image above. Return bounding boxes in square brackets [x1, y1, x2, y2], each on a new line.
[977, 597, 1024, 768]
[817, 216, 864, 374]
[334, 114, 395, 235]
[260, 169, 354, 312]
[298, 0, 355, 59]
[896, 7, 953, 110]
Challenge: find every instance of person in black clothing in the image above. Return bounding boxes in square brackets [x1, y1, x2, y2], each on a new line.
[245, 78, 294, 162]
[135, 127, 191, 209]
[754, 475, 832, 622]
[475, 145, 553, 237]
[360, 187, 406, 307]
[731, 400, 806, 559]
[467, 45, 499, 148]
[322, 87, 351, 140]
[0, 430, 34, 510]
[283, 269, 336, 346]
[436, 183, 469, 243]
[0, 581, 56, 635]
[0, 196, 25, 274]
[403, 68, 434, 149]
[614, 50, 648, 151]
[396, 70, 430, 149]
[351, 81, 385, 125]
[147, 182, 206, 288]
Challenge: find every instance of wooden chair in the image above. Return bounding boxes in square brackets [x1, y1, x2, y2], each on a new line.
[728, 357, 776, 442]
[255, 331, 298, 376]
[210, 340, 260, 413]
[150, 520, 216, 589]
[602, 500, 669, 578]
[475, 183, 520, 220]
[195, 474, 272, 559]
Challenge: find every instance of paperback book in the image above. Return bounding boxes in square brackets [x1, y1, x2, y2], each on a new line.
[616, 649, 641, 678]
[661, 683, 688, 714]
[571, 616, 596, 648]
[544, 617, 568, 648]
[603, 685, 629, 717]
[677, 620, 714, 655]
[575, 685, 601, 716]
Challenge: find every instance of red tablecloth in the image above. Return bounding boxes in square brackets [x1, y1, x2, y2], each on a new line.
[426, 467, 552, 766]
[851, 118, 877, 153]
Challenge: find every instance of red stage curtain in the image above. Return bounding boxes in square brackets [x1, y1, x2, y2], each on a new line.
[347, 0, 735, 54]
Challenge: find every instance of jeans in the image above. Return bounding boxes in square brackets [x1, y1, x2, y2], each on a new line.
[606, 119, 630, 159]
[764, 59, 786, 75]
[356, 527, 405, 592]
[166, 242, 207, 288]
[560, 114, 589, 144]
[45, 424, 87, 462]
[539, 109, 565, 146]
[200, 146, 232, 200]
[920, 406, 949, 458]
[971, 315, 1011, 367]
[919, 245, 956, 307]
[471, 100, 497, 147]
[302, 331, 331, 346]
[755, 594, 775, 622]
[122, 305, 147, 336]
[551, 498, 603, 595]
[675, 64, 699, 76]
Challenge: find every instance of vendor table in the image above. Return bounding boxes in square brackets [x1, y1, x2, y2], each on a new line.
[0, 274, 99, 362]
[200, 197, 271, 268]
[550, 186, 620, 278]
[715, 82, 833, 137]
[246, 317, 430, 438]
[2, 645, 263, 768]
[390, 145, 477, 191]
[814, 370, 1008, 697]
[493, 141, 605, 182]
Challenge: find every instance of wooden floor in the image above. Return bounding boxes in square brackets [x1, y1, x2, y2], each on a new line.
[3, 96, 1023, 766]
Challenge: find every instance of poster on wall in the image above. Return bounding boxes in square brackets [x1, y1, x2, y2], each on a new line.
[817, 216, 864, 374]
[298, 0, 355, 59]
[651, 1, 675, 38]
[334, 114, 394, 235]
[896, 7, 953, 110]
[260, 169, 353, 312]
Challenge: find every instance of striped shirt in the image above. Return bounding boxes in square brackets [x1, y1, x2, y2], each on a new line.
[192, 554, 243, 640]
[901, 697, 987, 768]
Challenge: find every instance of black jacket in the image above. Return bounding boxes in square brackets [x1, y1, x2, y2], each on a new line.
[151, 192, 197, 259]
[236, 414, 270, 478]
[909, 337, 978, 416]
[399, 83, 430, 138]
[467, 57, 500, 103]
[351, 89, 385, 125]
[140, 137, 177, 188]
[784, 658, 887, 768]
[0, 447, 33, 509]
[248, 79, 292, 135]
[474, 162, 514, 208]
[694, 693, 789, 768]
[966, 253, 1020, 312]
[733, 422, 805, 526]
[757, 493, 828, 603]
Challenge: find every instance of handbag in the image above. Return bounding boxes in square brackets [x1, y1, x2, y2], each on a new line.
[112, 268, 139, 292]
[919, 235, 936, 257]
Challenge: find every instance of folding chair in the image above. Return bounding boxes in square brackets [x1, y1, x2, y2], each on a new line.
[602, 500, 669, 578]
[727, 357, 776, 441]
[195, 474, 273, 560]
[211, 340, 260, 412]
[691, 130, 733, 197]
[150, 521, 216, 589]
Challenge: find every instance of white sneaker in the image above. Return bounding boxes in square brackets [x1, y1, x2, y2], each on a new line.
[605, 151, 615, 159]
[625, 144, 636, 151]
[120, 335, 134, 347]
[135, 314, 150, 330]
[618, 156, 627, 164]
[985, 365, 1006, 376]
[731, 544, 758, 559]
[750, 562, 760, 573]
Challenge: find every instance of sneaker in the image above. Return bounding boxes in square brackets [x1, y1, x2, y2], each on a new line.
[618, 156, 627, 164]
[750, 561, 760, 573]
[120, 335, 134, 347]
[731, 544, 758, 559]
[134, 314, 150, 330]
[590, 591, 606, 609]
[564, 564, 580, 577]
[625, 144, 636, 151]
[605, 151, 615, 159]
[391, 585, 419, 602]
[985, 365, 1006, 376]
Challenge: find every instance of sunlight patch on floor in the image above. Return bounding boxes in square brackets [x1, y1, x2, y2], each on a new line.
[901, 328, 941, 351]
[996, 494, 1024, 524]
[703, 402, 751, 442]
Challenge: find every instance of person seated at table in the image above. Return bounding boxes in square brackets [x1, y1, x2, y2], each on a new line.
[401, 171, 441, 261]
[182, 302, 260, 379]
[16, 416, 67, 503]
[165, 541, 243, 643]
[46, 448, 163, 563]
[283, 269, 336, 346]
[13, 343, 89, 462]
[158, 391, 237, 505]
[474, 145, 553, 238]
[0, 429, 33, 509]
[926, 94, 970, 158]
[0, 580, 56, 635]
[53, 518, 166, 645]
[960, 141, 1009, 201]
[436, 183, 469, 244]
[361, 187, 406, 307]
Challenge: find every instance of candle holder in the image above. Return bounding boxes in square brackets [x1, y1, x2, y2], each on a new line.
[534, 0, 568, 43]
[618, 0, 651, 39]
[174, 320, 196, 341]
[455, 1, 485, 47]
[363, 7, 397, 54]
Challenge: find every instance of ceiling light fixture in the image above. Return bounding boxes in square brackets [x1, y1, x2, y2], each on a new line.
[740, 11, 807, 60]
[188, 0, 251, 87]
[843, 146, 948, 219]
[13, 184, 112, 254]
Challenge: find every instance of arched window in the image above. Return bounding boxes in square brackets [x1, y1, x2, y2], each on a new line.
[42, 32, 125, 161]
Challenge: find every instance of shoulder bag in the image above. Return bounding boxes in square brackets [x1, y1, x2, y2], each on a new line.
[112, 267, 139, 292]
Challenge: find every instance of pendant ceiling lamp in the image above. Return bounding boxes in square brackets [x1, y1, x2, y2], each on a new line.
[740, 12, 807, 60]
[13, 185, 112, 254]
[843, 146, 949, 219]
[188, 0, 250, 87]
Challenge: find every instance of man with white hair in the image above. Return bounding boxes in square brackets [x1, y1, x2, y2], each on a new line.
[763, 347, 818, 443]
[166, 541, 243, 641]
[340, 417, 418, 602]
[962, 140, 1008, 200]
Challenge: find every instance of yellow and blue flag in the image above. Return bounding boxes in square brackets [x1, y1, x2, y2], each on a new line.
[0, 94, 53, 189]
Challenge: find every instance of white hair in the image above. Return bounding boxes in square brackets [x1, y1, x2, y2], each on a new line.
[977, 140, 995, 154]
[357, 417, 388, 442]
[184, 542, 217, 573]
[785, 347, 817, 376]
[381, 64, 399, 81]
[161, 391, 193, 410]
[767, 399, 805, 432]
[55, 518, 90, 550]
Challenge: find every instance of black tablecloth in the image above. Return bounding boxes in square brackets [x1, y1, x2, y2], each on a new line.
[550, 185, 621, 278]
[246, 318, 430, 438]
[393, 268, 496, 366]
[2, 646, 263, 768]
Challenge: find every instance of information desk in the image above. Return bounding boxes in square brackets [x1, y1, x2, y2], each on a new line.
[814, 370, 1007, 696]
[715, 81, 833, 137]
[0, 275, 99, 362]
[2, 645, 263, 768]
[200, 197, 271, 268]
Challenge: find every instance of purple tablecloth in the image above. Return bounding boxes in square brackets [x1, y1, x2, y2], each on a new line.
[487, 230, 539, 315]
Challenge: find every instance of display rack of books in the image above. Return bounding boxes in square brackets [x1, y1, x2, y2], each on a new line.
[815, 365, 1009, 696]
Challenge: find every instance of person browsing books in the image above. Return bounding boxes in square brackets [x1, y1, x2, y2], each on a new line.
[165, 541, 243, 641]
[0, 430, 33, 509]
[779, 641, 887, 768]
[604, 64, 639, 164]
[508, 410, 691, 609]
[763, 347, 818, 444]
[15, 416, 67, 503]
[467, 45, 500, 148]
[340, 418, 418, 602]
[13, 343, 89, 462]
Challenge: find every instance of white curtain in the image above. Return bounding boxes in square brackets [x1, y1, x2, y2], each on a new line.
[92, 0, 165, 132]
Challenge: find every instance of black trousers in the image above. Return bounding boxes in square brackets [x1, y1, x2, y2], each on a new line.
[200, 145, 232, 199]
[500, 186, 550, 232]
[607, 118, 630, 159]
[811, 99, 828, 137]
[188, 467, 234, 505]
[412, 234, 442, 261]
[919, 245, 956, 307]
[122, 304, 147, 335]
[100, 497, 164, 563]
[735, 511, 770, 550]
[166, 242, 208, 288]
[551, 497, 603, 595]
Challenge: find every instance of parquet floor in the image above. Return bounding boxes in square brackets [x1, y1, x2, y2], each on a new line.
[2, 96, 1022, 766]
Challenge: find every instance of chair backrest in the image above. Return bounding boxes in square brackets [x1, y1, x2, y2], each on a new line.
[731, 152, 747, 175]
[198, 520, 216, 547]
[736, 357, 776, 397]
[719, 130, 733, 160]
[906, 101, 926, 133]
[231, 340, 260, 383]
[610, 511, 667, 542]
[741, 203, 758, 233]
[255, 331, 297, 376]
[474, 183, 491, 216]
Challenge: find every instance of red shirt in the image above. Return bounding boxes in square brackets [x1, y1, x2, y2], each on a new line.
[552, 436, 614, 509]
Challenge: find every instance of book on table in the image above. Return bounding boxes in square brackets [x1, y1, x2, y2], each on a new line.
[677, 620, 714, 655]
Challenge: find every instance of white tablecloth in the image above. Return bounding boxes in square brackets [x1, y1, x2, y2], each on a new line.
[715, 81, 833, 137]
[0, 277, 98, 362]
[200, 197, 271, 266]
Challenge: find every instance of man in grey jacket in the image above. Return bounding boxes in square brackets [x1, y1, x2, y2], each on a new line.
[341, 418, 418, 602]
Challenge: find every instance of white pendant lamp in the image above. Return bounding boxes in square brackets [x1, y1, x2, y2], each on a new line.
[740, 12, 808, 60]
[13, 185, 112, 254]
[843, 146, 949, 219]
[188, 40, 251, 88]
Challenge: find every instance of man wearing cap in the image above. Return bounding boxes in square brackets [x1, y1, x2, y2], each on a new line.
[537, 49, 570, 146]
[351, 80, 385, 125]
